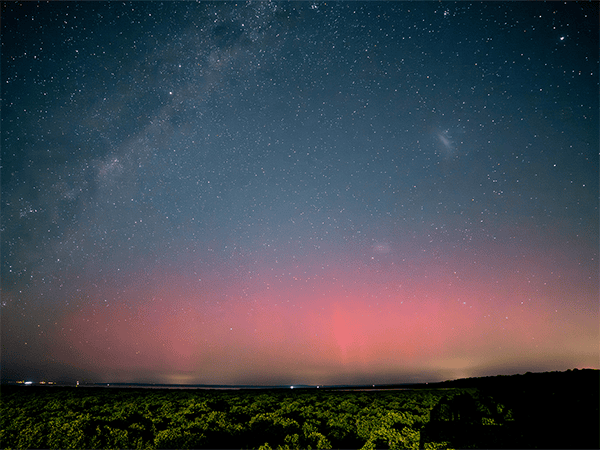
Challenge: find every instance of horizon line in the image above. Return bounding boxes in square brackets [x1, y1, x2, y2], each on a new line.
[3, 368, 597, 388]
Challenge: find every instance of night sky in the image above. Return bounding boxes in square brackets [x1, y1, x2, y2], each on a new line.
[2, 1, 598, 386]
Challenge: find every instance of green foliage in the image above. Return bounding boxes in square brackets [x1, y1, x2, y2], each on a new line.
[357, 410, 421, 450]
[0, 385, 524, 449]
[257, 443, 273, 450]
[46, 415, 88, 449]
[154, 427, 200, 449]
[423, 441, 454, 449]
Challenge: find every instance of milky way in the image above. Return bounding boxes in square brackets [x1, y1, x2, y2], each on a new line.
[2, 2, 598, 385]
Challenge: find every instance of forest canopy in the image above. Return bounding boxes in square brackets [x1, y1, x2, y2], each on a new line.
[1, 369, 598, 449]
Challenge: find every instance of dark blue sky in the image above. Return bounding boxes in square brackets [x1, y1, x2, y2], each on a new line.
[2, 1, 598, 385]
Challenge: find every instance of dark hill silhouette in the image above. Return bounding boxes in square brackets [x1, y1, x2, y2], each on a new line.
[418, 369, 599, 449]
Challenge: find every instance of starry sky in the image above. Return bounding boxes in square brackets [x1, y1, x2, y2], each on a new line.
[2, 1, 598, 386]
